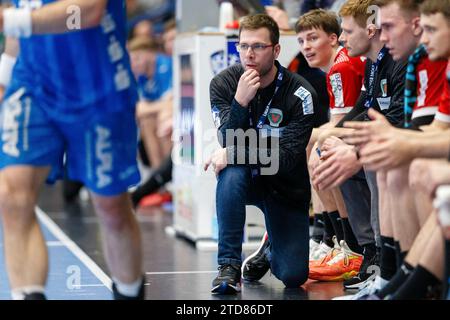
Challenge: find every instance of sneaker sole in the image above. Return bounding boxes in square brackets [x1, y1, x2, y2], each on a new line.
[241, 233, 268, 281]
[344, 281, 369, 291]
[308, 270, 359, 282]
[211, 282, 241, 295]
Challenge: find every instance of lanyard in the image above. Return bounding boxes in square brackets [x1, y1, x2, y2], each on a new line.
[249, 67, 284, 129]
[364, 46, 389, 108]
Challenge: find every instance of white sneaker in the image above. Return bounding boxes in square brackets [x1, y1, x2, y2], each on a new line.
[309, 239, 320, 259]
[309, 241, 333, 261]
[332, 275, 388, 300]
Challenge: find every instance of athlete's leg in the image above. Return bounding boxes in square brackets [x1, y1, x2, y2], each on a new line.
[408, 163, 435, 227]
[91, 192, 143, 283]
[418, 224, 445, 280]
[386, 164, 421, 252]
[0, 166, 50, 290]
[404, 214, 438, 268]
[377, 170, 397, 281]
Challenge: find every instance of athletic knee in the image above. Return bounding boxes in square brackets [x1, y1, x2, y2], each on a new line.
[93, 195, 133, 231]
[0, 182, 35, 214]
[386, 168, 409, 192]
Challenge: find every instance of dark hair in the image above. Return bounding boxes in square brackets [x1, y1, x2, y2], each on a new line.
[295, 9, 341, 36]
[239, 14, 280, 45]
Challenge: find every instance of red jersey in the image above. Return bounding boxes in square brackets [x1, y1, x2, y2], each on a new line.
[434, 61, 450, 123]
[327, 47, 366, 115]
[412, 57, 447, 119]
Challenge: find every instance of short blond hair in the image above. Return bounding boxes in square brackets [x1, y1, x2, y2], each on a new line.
[339, 0, 377, 28]
[127, 36, 159, 52]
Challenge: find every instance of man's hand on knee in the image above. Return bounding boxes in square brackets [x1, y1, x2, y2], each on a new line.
[204, 148, 228, 176]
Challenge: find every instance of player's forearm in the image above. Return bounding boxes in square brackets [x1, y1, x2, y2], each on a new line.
[31, 0, 108, 34]
[412, 135, 450, 159]
[4, 37, 19, 57]
[399, 127, 450, 140]
[318, 127, 353, 147]
[1, 0, 108, 36]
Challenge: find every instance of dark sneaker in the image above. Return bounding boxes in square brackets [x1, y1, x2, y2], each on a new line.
[242, 232, 270, 282]
[344, 247, 379, 290]
[211, 264, 241, 294]
[112, 278, 145, 300]
[62, 179, 84, 203]
[23, 292, 47, 300]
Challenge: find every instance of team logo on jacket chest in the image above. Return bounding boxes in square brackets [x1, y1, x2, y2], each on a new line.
[268, 108, 283, 127]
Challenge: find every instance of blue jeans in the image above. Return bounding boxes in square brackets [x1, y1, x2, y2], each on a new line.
[216, 166, 310, 287]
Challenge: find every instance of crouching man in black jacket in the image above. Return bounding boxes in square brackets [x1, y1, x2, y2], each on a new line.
[204, 14, 317, 294]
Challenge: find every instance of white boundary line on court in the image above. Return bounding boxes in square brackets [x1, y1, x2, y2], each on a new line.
[36, 207, 112, 291]
[146, 271, 217, 275]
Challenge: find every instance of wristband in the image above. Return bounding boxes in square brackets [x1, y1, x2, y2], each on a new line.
[0, 53, 17, 87]
[3, 7, 32, 38]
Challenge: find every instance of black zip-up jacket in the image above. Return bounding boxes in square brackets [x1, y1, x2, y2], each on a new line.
[209, 61, 317, 208]
[337, 51, 407, 127]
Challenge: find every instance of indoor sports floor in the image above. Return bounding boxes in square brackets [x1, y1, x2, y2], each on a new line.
[0, 182, 348, 300]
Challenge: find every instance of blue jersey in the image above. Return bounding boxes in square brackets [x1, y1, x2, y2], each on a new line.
[10, 0, 138, 117]
[137, 54, 172, 102]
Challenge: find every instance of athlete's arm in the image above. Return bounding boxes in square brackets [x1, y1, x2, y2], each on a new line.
[4, 37, 19, 57]
[0, 0, 108, 36]
[406, 133, 450, 159]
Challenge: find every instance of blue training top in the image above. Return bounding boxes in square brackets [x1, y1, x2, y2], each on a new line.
[136, 54, 172, 102]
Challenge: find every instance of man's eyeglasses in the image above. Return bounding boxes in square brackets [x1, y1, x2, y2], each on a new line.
[235, 43, 274, 53]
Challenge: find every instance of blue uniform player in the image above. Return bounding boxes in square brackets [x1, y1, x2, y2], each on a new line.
[136, 53, 172, 102]
[0, 0, 144, 300]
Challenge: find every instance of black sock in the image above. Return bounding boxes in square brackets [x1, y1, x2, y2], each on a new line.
[445, 240, 450, 300]
[341, 218, 363, 254]
[377, 262, 414, 299]
[358, 243, 378, 275]
[311, 213, 324, 243]
[131, 156, 173, 207]
[362, 243, 377, 260]
[322, 212, 335, 247]
[328, 211, 344, 243]
[391, 265, 441, 300]
[394, 241, 408, 268]
[380, 236, 397, 280]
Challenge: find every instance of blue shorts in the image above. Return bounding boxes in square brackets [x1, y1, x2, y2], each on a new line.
[0, 86, 140, 196]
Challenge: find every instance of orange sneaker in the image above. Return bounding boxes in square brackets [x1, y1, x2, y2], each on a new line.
[140, 192, 172, 207]
[309, 237, 341, 269]
[308, 240, 362, 281]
